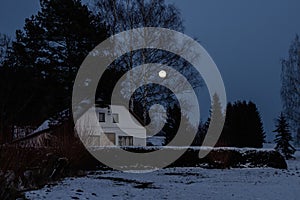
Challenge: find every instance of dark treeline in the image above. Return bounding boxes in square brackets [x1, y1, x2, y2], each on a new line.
[219, 100, 266, 148]
[192, 98, 266, 148]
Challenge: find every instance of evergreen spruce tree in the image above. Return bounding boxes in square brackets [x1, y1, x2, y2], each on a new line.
[207, 94, 225, 146]
[219, 101, 265, 148]
[273, 113, 296, 160]
[9, 0, 106, 106]
[196, 94, 225, 147]
[0, 0, 107, 142]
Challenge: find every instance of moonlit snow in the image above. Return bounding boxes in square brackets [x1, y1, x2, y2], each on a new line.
[25, 151, 300, 200]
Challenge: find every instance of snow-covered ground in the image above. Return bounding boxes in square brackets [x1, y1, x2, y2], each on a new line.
[25, 151, 300, 200]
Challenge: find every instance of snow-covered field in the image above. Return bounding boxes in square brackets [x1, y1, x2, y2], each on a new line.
[25, 151, 300, 200]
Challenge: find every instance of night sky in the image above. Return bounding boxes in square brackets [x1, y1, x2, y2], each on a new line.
[1, 0, 300, 141]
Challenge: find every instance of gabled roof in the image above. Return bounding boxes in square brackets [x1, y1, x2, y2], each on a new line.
[95, 103, 146, 127]
[11, 127, 51, 144]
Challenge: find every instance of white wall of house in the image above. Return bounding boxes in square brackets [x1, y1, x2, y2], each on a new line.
[75, 105, 146, 147]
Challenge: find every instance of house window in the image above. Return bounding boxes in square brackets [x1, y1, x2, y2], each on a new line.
[118, 136, 133, 146]
[112, 113, 119, 123]
[99, 112, 105, 122]
[104, 133, 116, 145]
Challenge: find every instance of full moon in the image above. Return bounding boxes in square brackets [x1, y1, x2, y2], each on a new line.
[159, 70, 167, 78]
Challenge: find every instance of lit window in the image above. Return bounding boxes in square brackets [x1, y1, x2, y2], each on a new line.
[99, 113, 105, 122]
[105, 133, 116, 145]
[112, 113, 119, 123]
[118, 136, 133, 146]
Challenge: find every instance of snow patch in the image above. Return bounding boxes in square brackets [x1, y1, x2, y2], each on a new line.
[25, 153, 300, 200]
[32, 120, 50, 134]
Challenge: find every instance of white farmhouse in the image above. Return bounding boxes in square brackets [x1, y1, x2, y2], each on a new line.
[76, 104, 147, 147]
